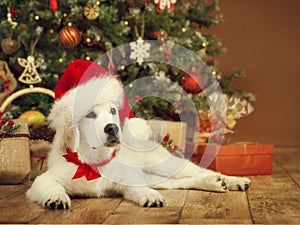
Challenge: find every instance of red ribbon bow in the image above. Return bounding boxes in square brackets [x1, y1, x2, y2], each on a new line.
[63, 148, 115, 181]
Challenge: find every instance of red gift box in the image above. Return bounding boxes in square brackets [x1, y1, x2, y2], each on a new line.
[189, 143, 274, 175]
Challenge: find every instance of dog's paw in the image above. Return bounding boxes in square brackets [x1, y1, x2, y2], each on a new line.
[198, 175, 228, 192]
[225, 176, 251, 191]
[43, 191, 71, 210]
[138, 189, 166, 208]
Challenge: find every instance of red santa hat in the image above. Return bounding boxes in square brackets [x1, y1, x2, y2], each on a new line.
[51, 59, 134, 124]
[48, 59, 136, 141]
[54, 59, 108, 100]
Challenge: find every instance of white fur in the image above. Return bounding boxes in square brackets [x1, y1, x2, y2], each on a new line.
[26, 76, 251, 210]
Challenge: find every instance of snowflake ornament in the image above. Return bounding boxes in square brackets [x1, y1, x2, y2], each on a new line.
[130, 38, 151, 65]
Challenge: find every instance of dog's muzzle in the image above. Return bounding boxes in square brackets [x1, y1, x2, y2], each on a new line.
[104, 123, 120, 147]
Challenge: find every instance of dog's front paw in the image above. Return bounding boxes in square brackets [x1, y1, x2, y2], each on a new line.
[198, 175, 228, 192]
[225, 176, 251, 191]
[43, 191, 71, 210]
[138, 189, 166, 208]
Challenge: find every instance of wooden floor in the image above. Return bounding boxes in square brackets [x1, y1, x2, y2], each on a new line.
[0, 147, 299, 224]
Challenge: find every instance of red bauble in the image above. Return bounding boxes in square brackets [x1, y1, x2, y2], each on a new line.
[182, 74, 202, 94]
[50, 0, 58, 12]
[10, 7, 16, 17]
[59, 26, 82, 48]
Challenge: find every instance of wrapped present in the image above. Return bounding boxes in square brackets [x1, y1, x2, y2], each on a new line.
[0, 118, 31, 184]
[190, 143, 274, 175]
[148, 119, 187, 152]
[30, 140, 50, 179]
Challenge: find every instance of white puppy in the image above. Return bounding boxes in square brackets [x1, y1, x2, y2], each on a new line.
[26, 75, 251, 210]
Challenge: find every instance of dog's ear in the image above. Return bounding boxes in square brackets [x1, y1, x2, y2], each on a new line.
[122, 118, 152, 142]
[48, 100, 74, 152]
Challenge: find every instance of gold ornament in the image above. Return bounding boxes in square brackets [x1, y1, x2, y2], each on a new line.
[59, 26, 82, 48]
[83, 4, 100, 20]
[1, 37, 21, 55]
[157, 29, 168, 41]
[19, 23, 28, 31]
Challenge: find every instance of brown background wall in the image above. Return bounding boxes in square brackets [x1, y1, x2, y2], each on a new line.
[209, 0, 300, 147]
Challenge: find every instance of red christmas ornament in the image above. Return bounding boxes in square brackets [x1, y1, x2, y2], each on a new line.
[163, 134, 170, 142]
[50, 0, 58, 12]
[8, 120, 14, 126]
[10, 7, 16, 17]
[59, 26, 82, 48]
[182, 74, 202, 94]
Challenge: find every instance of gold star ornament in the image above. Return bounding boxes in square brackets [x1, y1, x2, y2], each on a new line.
[83, 3, 100, 20]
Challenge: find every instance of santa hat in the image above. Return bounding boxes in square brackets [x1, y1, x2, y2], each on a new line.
[49, 59, 134, 133]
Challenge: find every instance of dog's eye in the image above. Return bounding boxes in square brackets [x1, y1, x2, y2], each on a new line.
[86, 111, 96, 119]
[110, 107, 117, 115]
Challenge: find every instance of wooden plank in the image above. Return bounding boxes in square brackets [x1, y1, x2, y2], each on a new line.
[273, 147, 300, 186]
[180, 190, 252, 224]
[0, 185, 26, 199]
[247, 162, 298, 192]
[248, 149, 300, 224]
[103, 190, 188, 224]
[160, 189, 188, 206]
[30, 197, 122, 224]
[0, 186, 45, 223]
[248, 190, 300, 224]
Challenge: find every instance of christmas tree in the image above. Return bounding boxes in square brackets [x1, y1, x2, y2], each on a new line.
[0, 0, 254, 141]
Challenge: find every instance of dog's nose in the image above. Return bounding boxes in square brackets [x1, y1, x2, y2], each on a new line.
[104, 123, 119, 136]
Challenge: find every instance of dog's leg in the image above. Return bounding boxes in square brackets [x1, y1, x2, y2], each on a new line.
[26, 172, 71, 210]
[117, 185, 166, 207]
[101, 160, 166, 207]
[148, 170, 227, 192]
[170, 160, 251, 191]
[145, 155, 251, 192]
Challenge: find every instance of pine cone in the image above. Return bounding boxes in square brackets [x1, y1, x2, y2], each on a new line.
[29, 124, 55, 143]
